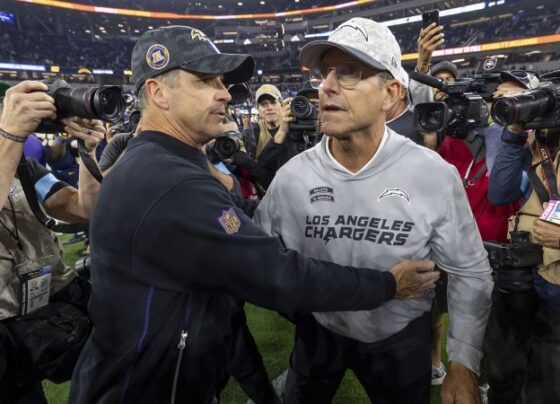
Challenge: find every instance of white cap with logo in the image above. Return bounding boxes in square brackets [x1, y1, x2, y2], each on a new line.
[300, 17, 409, 87]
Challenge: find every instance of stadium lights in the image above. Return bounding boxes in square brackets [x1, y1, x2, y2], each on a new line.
[92, 69, 114, 75]
[0, 62, 46, 71]
[401, 34, 560, 61]
[305, 2, 493, 38]
[16, 0, 378, 20]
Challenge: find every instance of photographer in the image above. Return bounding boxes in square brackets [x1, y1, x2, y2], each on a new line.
[485, 70, 560, 403]
[206, 116, 260, 201]
[0, 80, 103, 402]
[384, 68, 429, 146]
[243, 84, 283, 159]
[259, 81, 323, 175]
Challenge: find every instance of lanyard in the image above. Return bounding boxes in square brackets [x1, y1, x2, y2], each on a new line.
[0, 196, 23, 251]
[535, 134, 560, 201]
[462, 138, 486, 188]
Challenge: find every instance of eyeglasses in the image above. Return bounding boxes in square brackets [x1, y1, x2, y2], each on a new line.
[309, 62, 380, 89]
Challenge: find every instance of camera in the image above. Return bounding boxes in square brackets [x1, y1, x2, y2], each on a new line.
[206, 130, 242, 162]
[411, 72, 490, 137]
[468, 57, 505, 102]
[36, 79, 125, 133]
[491, 71, 560, 129]
[484, 230, 542, 315]
[289, 96, 319, 136]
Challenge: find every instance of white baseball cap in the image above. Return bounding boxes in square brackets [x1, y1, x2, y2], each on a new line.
[255, 84, 282, 103]
[300, 17, 409, 87]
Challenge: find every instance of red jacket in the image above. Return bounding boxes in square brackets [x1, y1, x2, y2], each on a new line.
[439, 136, 520, 242]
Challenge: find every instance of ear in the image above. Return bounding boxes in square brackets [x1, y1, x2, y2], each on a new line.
[144, 78, 170, 110]
[382, 80, 403, 112]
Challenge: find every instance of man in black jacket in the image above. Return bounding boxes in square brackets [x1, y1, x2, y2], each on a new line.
[69, 26, 439, 404]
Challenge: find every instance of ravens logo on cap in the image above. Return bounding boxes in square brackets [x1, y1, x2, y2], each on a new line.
[191, 29, 209, 42]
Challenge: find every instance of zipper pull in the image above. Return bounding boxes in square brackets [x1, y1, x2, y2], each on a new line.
[177, 330, 188, 350]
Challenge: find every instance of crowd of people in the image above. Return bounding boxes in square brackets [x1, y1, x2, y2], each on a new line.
[0, 6, 560, 404]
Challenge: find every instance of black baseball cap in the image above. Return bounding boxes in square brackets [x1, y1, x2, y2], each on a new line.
[297, 80, 319, 98]
[131, 26, 255, 91]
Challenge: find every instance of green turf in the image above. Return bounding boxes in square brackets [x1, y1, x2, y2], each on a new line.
[44, 237, 449, 403]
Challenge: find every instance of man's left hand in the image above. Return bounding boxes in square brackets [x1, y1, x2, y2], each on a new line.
[441, 362, 481, 404]
[63, 117, 105, 153]
[533, 218, 560, 249]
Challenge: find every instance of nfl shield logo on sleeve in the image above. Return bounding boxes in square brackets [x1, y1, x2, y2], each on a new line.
[218, 208, 241, 234]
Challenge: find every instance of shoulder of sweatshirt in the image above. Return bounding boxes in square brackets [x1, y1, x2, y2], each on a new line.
[272, 129, 459, 188]
[385, 127, 459, 178]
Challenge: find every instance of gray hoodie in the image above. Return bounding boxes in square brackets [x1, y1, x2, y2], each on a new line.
[254, 127, 493, 374]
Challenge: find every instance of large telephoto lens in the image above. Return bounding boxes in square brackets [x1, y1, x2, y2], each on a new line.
[492, 89, 555, 125]
[93, 86, 125, 123]
[55, 86, 124, 123]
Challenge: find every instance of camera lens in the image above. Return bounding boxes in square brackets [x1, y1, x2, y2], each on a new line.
[53, 84, 124, 123]
[492, 89, 555, 125]
[417, 103, 447, 132]
[93, 87, 125, 123]
[291, 96, 313, 119]
[215, 137, 239, 159]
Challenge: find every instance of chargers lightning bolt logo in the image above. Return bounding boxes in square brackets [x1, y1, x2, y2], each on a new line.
[377, 188, 411, 203]
[335, 22, 368, 42]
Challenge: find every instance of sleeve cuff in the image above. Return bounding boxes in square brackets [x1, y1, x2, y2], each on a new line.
[501, 128, 528, 145]
[447, 337, 483, 376]
[383, 271, 397, 301]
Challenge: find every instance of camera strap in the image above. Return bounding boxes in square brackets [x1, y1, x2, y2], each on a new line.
[77, 140, 103, 183]
[529, 130, 560, 204]
[16, 157, 88, 233]
[462, 134, 487, 188]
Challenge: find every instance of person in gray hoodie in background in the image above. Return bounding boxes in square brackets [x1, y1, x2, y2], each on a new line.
[254, 17, 492, 404]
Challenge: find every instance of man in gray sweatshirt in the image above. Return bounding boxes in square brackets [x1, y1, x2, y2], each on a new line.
[254, 17, 492, 404]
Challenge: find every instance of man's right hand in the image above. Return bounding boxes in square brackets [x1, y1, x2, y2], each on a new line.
[416, 23, 445, 73]
[389, 260, 439, 299]
[0, 81, 56, 138]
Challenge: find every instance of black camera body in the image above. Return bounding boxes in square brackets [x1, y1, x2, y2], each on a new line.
[484, 231, 542, 314]
[206, 130, 242, 163]
[469, 74, 501, 102]
[411, 73, 489, 137]
[492, 72, 560, 129]
[289, 96, 319, 138]
[36, 79, 125, 133]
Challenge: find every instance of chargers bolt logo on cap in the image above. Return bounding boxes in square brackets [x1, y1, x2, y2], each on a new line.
[146, 44, 170, 70]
